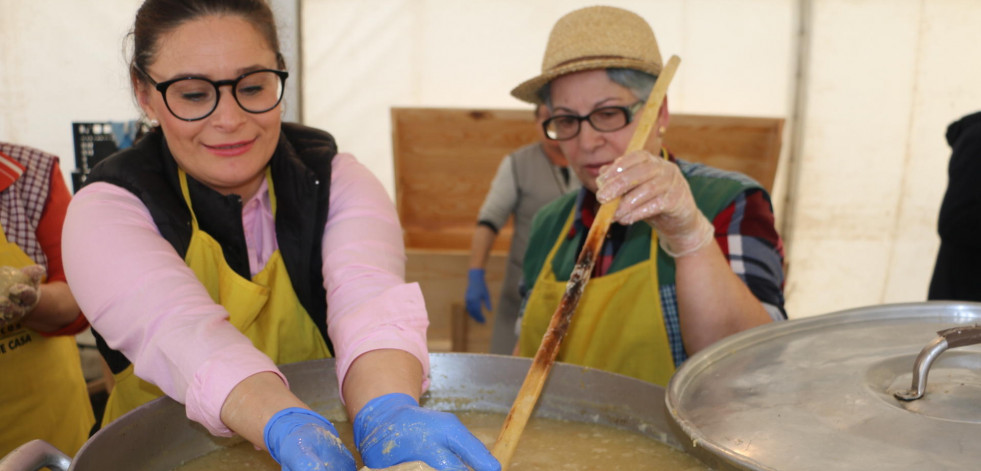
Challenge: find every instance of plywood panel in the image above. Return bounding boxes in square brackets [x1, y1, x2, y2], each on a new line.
[666, 114, 783, 192]
[406, 249, 506, 353]
[392, 108, 535, 252]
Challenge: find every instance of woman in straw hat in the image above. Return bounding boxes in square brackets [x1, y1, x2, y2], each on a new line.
[514, 5, 786, 386]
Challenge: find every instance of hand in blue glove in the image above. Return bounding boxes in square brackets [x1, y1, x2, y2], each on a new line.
[264, 407, 357, 471]
[354, 393, 500, 471]
[465, 268, 491, 323]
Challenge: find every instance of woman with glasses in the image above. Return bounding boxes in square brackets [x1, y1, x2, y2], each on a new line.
[513, 6, 787, 385]
[61, 1, 498, 470]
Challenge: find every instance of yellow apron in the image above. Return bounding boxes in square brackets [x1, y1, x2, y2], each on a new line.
[519, 210, 676, 385]
[101, 169, 331, 425]
[0, 225, 94, 457]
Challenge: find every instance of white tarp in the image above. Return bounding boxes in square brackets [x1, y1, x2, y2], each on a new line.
[2, 0, 981, 317]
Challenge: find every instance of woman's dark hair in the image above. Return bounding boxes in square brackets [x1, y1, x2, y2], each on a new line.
[128, 0, 285, 85]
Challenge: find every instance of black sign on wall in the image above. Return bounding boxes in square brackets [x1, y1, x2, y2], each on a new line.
[71, 121, 143, 192]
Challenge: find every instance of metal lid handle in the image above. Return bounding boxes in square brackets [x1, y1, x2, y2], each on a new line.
[0, 439, 71, 471]
[894, 324, 981, 401]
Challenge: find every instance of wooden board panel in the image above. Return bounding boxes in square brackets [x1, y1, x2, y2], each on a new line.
[666, 114, 784, 193]
[392, 108, 533, 252]
[406, 249, 505, 353]
[391, 107, 783, 252]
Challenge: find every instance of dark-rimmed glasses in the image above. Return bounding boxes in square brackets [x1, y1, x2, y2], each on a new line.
[542, 101, 645, 141]
[138, 67, 289, 121]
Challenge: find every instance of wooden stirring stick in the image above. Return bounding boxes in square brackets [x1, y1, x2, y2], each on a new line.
[491, 55, 681, 471]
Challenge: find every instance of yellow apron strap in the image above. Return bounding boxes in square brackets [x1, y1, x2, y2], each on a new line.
[101, 168, 330, 426]
[519, 205, 675, 385]
[178, 168, 202, 232]
[518, 211, 575, 356]
[177, 167, 278, 227]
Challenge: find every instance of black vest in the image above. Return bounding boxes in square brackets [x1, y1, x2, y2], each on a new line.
[85, 123, 336, 373]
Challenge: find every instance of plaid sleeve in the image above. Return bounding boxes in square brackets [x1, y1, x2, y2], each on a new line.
[712, 189, 787, 319]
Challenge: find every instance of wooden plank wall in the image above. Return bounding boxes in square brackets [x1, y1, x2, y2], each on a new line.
[392, 108, 537, 253]
[392, 107, 784, 353]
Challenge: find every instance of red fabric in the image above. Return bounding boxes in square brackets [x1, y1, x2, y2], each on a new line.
[712, 190, 784, 263]
[37, 164, 89, 336]
[37, 164, 71, 283]
[0, 151, 25, 192]
[567, 191, 618, 277]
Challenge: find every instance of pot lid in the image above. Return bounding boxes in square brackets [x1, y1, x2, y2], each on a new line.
[666, 302, 981, 471]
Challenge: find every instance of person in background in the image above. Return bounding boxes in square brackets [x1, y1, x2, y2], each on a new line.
[60, 1, 498, 470]
[928, 111, 981, 301]
[465, 104, 580, 354]
[512, 6, 786, 385]
[0, 142, 94, 458]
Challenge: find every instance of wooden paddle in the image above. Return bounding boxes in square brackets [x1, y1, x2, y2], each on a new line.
[490, 55, 681, 471]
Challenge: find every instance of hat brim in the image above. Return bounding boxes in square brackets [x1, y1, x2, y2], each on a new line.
[510, 57, 662, 104]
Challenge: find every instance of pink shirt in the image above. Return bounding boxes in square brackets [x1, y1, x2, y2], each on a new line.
[62, 153, 429, 435]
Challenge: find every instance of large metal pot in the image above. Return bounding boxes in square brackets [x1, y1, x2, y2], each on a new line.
[2, 353, 683, 470]
[666, 301, 981, 471]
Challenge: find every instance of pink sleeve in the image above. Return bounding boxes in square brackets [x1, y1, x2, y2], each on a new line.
[61, 182, 284, 436]
[323, 154, 430, 397]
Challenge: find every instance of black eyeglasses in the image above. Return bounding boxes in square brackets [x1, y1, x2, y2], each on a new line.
[138, 67, 289, 121]
[542, 101, 645, 141]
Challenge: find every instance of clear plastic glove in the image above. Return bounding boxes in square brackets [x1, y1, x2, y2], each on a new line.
[264, 407, 357, 471]
[354, 393, 500, 471]
[464, 268, 490, 323]
[0, 265, 45, 326]
[595, 150, 714, 258]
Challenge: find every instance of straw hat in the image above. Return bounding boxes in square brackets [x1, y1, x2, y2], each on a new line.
[511, 6, 663, 104]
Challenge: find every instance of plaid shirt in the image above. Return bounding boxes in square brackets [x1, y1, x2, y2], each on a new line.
[0, 143, 57, 268]
[569, 190, 626, 278]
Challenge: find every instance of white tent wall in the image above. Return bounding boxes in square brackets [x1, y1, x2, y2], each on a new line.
[0, 1, 141, 174]
[787, 0, 981, 316]
[1, 0, 979, 319]
[300, 0, 797, 204]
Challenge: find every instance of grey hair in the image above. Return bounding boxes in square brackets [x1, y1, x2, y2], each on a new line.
[540, 68, 657, 109]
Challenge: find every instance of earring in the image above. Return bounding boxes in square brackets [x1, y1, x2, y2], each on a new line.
[658, 126, 666, 137]
[140, 113, 160, 128]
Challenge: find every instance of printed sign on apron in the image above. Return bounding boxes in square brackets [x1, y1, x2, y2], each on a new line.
[0, 225, 94, 457]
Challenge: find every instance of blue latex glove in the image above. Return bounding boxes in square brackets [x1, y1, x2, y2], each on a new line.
[465, 268, 491, 323]
[354, 393, 500, 471]
[264, 407, 357, 471]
